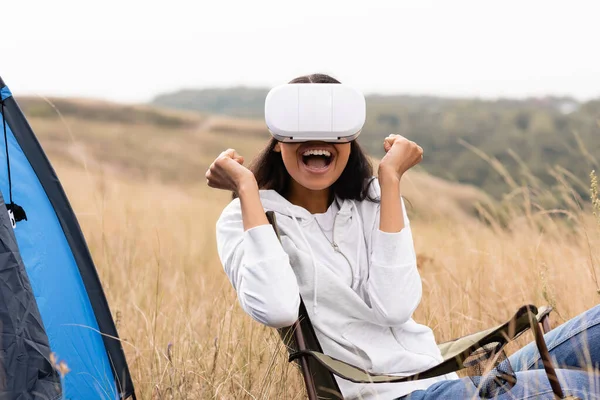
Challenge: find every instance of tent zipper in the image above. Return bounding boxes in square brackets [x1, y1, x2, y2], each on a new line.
[1, 99, 27, 227]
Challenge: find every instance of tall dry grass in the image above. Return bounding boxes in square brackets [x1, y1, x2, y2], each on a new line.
[53, 159, 600, 400]
[29, 98, 600, 399]
[57, 164, 304, 399]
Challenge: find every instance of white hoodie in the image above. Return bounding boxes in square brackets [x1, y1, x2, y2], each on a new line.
[216, 178, 458, 399]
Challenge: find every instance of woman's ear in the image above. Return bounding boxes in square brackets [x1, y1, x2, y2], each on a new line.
[273, 142, 281, 152]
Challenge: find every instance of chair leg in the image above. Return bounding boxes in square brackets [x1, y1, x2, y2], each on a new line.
[531, 317, 568, 399]
[299, 356, 318, 400]
[294, 321, 318, 400]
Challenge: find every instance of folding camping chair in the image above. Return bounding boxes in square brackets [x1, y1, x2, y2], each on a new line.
[266, 211, 579, 400]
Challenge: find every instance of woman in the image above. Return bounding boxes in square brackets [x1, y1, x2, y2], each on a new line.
[207, 74, 600, 399]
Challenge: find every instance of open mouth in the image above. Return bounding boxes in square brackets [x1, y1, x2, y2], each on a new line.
[300, 149, 334, 172]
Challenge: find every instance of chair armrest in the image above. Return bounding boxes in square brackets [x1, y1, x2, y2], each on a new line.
[536, 305, 553, 323]
[536, 305, 553, 334]
[437, 304, 553, 358]
[289, 305, 540, 384]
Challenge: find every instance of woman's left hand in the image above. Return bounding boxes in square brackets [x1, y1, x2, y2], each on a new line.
[378, 134, 423, 181]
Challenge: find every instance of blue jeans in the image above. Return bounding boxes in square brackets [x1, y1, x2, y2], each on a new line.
[400, 305, 600, 399]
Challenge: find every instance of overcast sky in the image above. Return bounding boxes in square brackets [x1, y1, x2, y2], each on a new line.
[1, 0, 598, 103]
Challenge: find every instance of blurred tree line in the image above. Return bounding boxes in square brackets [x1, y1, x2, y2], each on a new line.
[152, 88, 599, 199]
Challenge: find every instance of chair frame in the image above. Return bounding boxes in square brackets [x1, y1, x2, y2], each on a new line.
[291, 307, 561, 399]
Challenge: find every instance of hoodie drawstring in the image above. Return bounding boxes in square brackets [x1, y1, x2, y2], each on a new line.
[285, 202, 365, 315]
[352, 201, 365, 285]
[287, 207, 319, 315]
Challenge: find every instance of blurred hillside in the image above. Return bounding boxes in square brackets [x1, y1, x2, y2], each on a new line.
[152, 87, 600, 199]
[17, 95, 490, 222]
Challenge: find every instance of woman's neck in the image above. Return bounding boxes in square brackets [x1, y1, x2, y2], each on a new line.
[287, 181, 331, 214]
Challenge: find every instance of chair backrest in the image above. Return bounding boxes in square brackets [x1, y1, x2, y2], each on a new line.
[266, 211, 342, 399]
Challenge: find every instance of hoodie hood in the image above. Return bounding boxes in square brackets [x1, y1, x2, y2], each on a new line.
[259, 189, 355, 222]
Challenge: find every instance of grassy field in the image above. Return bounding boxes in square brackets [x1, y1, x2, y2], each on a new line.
[24, 97, 600, 399]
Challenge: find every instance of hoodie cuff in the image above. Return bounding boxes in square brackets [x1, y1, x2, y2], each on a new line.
[371, 228, 416, 268]
[243, 224, 287, 265]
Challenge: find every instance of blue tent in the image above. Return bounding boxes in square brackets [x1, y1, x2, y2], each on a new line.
[0, 76, 135, 399]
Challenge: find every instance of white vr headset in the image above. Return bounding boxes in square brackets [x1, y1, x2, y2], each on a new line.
[264, 83, 366, 143]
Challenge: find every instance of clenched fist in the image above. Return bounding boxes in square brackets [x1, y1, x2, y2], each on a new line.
[205, 149, 257, 194]
[378, 134, 423, 180]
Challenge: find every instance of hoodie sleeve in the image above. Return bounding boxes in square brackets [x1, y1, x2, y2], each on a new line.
[216, 200, 301, 329]
[366, 181, 423, 326]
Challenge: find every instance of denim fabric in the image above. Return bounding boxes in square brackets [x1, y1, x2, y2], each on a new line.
[509, 305, 600, 372]
[399, 305, 600, 399]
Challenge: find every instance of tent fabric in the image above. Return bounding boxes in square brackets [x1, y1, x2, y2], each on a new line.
[0, 190, 62, 400]
[0, 77, 135, 399]
[0, 86, 10, 101]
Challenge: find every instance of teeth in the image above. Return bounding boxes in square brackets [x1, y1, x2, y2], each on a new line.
[302, 149, 332, 157]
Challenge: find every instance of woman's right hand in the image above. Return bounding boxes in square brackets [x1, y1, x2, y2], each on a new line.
[205, 149, 257, 194]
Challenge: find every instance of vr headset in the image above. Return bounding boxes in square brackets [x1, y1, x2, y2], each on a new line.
[264, 83, 366, 143]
